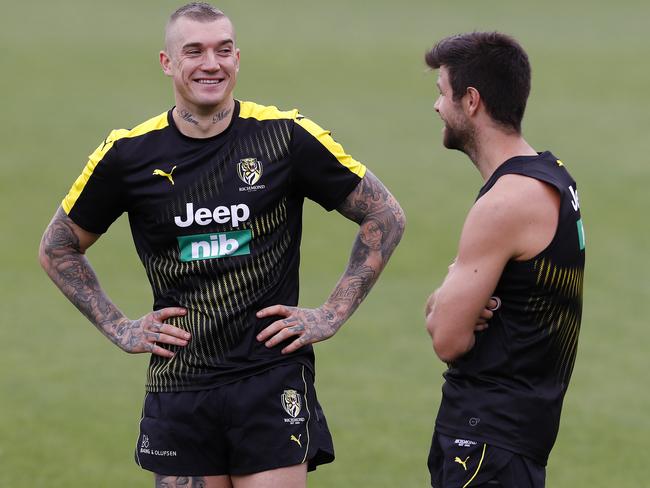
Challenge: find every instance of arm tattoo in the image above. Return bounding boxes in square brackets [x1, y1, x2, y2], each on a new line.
[40, 208, 128, 346]
[326, 170, 406, 327]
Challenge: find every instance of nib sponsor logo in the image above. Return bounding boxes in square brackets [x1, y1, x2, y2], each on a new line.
[177, 230, 252, 262]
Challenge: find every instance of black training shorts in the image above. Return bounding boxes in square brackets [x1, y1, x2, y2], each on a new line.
[428, 432, 545, 488]
[135, 363, 334, 476]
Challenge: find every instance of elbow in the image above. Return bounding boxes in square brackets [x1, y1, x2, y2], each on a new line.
[429, 319, 473, 363]
[432, 339, 465, 363]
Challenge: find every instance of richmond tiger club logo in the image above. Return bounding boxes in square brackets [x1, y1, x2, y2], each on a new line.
[281, 389, 305, 425]
[237, 158, 266, 192]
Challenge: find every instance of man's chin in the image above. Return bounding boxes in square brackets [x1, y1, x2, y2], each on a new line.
[443, 136, 463, 152]
[442, 128, 470, 154]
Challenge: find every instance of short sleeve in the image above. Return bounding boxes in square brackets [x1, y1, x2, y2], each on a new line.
[61, 130, 128, 234]
[291, 116, 366, 210]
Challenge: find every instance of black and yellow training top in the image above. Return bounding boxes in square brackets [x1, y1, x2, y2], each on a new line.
[62, 100, 366, 392]
[435, 152, 585, 465]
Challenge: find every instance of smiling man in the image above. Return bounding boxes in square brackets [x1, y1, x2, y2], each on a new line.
[39, 3, 405, 487]
[423, 32, 585, 487]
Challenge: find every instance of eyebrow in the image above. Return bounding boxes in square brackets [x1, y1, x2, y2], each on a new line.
[181, 39, 234, 50]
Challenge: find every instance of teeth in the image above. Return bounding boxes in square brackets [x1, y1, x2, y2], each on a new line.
[197, 79, 220, 84]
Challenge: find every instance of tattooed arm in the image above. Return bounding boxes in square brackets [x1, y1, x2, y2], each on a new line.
[39, 207, 191, 357]
[256, 170, 406, 353]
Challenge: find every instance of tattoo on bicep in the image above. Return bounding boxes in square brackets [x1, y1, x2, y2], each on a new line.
[42, 209, 82, 256]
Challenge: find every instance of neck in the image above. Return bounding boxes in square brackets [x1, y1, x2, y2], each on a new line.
[173, 99, 235, 138]
[470, 126, 537, 181]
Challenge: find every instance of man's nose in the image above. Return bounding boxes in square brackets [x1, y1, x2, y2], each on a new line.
[202, 51, 221, 71]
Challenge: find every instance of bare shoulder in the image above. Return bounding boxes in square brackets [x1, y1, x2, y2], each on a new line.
[467, 174, 560, 260]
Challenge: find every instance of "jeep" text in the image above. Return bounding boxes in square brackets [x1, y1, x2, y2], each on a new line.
[174, 202, 250, 228]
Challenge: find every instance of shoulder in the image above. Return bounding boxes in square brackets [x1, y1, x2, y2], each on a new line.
[474, 173, 558, 219]
[106, 112, 169, 144]
[82, 112, 169, 169]
[98, 111, 169, 156]
[465, 174, 559, 260]
[237, 100, 328, 136]
[238, 100, 300, 122]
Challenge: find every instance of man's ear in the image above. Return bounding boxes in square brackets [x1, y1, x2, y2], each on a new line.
[160, 51, 173, 76]
[464, 87, 481, 116]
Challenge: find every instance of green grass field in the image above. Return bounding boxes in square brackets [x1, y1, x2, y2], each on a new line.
[2, 1, 648, 486]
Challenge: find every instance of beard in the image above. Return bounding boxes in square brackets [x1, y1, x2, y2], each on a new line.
[442, 119, 475, 156]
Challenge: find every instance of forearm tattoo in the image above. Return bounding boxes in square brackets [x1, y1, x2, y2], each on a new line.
[40, 209, 127, 345]
[329, 170, 406, 325]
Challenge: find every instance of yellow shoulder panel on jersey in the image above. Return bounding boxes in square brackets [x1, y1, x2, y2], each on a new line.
[295, 116, 367, 178]
[238, 100, 299, 121]
[238, 100, 366, 178]
[62, 112, 169, 214]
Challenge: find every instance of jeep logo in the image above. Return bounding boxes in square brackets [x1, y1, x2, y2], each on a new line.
[174, 202, 250, 228]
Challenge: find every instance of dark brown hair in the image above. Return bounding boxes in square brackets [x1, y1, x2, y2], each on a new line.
[425, 32, 531, 133]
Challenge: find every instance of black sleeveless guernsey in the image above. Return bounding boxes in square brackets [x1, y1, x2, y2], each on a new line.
[435, 151, 585, 465]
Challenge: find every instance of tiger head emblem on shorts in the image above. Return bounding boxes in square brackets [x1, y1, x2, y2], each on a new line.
[281, 389, 302, 418]
[237, 158, 263, 186]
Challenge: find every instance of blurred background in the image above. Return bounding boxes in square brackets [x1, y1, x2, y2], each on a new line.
[1, 0, 648, 486]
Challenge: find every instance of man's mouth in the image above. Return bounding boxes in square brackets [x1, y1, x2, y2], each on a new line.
[195, 79, 223, 85]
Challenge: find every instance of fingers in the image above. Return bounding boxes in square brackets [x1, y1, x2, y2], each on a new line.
[487, 296, 501, 311]
[154, 322, 191, 341]
[478, 308, 493, 322]
[281, 337, 307, 355]
[258, 319, 307, 354]
[153, 307, 188, 321]
[256, 317, 301, 344]
[256, 304, 293, 319]
[149, 310, 191, 341]
[145, 328, 190, 347]
[149, 343, 176, 359]
[474, 323, 489, 332]
[255, 305, 297, 343]
[256, 304, 311, 354]
[474, 296, 502, 332]
[144, 307, 191, 357]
